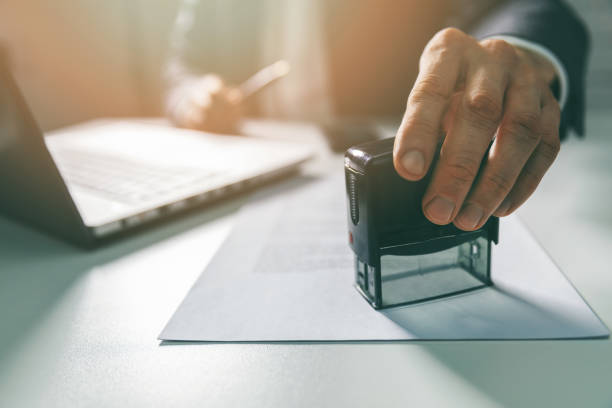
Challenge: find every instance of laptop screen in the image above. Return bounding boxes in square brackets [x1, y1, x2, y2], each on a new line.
[0, 58, 23, 153]
[0, 50, 89, 244]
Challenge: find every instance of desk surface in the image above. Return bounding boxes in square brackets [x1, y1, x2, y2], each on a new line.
[1, 117, 611, 408]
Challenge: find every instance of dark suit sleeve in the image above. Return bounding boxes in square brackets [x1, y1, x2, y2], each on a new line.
[469, 0, 590, 140]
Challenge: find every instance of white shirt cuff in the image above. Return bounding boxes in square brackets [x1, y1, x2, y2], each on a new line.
[485, 35, 569, 109]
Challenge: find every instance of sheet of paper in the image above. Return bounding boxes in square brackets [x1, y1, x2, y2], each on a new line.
[160, 175, 609, 342]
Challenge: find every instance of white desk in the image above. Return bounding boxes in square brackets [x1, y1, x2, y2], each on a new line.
[1, 116, 611, 407]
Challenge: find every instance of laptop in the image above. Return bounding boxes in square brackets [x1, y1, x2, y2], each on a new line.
[0, 58, 313, 248]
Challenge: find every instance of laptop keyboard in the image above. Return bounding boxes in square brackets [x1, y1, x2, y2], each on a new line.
[52, 148, 219, 204]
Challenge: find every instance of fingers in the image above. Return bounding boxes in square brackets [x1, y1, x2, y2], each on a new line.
[494, 88, 561, 216]
[179, 75, 243, 133]
[395, 32, 560, 229]
[453, 65, 544, 230]
[393, 28, 467, 181]
[422, 43, 513, 225]
[205, 86, 243, 133]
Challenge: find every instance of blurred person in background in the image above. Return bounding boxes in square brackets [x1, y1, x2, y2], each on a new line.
[165, 0, 589, 232]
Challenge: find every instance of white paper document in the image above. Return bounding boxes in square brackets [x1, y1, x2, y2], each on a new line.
[160, 175, 609, 342]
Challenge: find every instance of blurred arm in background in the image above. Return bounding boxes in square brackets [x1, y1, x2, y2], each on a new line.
[163, 1, 257, 134]
[164, 0, 327, 134]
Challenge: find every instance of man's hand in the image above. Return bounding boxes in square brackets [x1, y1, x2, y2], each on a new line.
[393, 28, 561, 231]
[169, 74, 243, 134]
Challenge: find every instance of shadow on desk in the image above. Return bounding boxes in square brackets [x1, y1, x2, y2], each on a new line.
[0, 174, 321, 367]
[409, 111, 612, 407]
[420, 339, 612, 406]
[0, 197, 242, 364]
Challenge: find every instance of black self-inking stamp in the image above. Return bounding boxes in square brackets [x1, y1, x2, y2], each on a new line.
[345, 138, 498, 309]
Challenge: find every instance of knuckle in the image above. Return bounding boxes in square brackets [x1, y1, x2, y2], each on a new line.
[464, 92, 503, 125]
[482, 38, 517, 62]
[514, 65, 540, 88]
[539, 95, 561, 138]
[481, 171, 515, 196]
[521, 167, 543, 193]
[538, 138, 561, 163]
[443, 154, 480, 185]
[549, 101, 562, 124]
[433, 27, 465, 46]
[410, 75, 450, 102]
[540, 115, 560, 141]
[522, 68, 539, 85]
[506, 111, 541, 143]
[421, 46, 454, 66]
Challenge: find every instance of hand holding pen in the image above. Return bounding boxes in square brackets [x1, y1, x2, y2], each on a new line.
[172, 60, 290, 134]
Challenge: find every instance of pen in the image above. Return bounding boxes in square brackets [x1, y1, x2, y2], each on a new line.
[239, 60, 291, 100]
